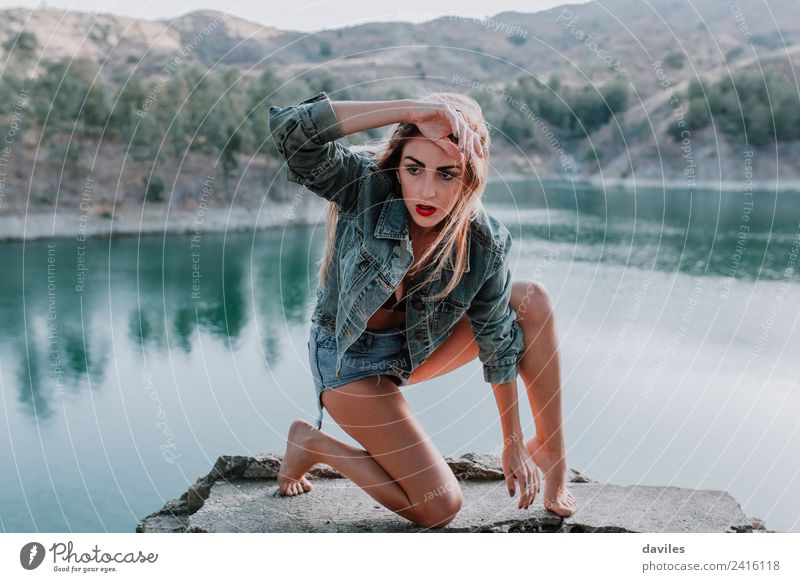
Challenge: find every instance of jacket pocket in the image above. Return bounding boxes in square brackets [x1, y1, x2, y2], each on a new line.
[430, 297, 469, 335]
[342, 247, 371, 294]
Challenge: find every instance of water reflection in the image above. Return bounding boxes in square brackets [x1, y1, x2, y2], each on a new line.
[486, 180, 799, 280]
[251, 227, 322, 365]
[2, 240, 109, 419]
[1, 227, 322, 418]
[3, 183, 798, 422]
[125, 233, 249, 354]
[1, 180, 799, 532]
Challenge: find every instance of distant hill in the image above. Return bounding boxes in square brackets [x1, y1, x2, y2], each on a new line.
[0, 0, 798, 217]
[2, 0, 797, 96]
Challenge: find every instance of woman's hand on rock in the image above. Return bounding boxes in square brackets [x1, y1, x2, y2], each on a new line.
[501, 439, 540, 510]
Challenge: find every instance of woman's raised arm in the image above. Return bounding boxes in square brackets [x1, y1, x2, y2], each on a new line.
[331, 98, 415, 136]
[334, 98, 482, 161]
[268, 91, 482, 213]
[268, 91, 383, 214]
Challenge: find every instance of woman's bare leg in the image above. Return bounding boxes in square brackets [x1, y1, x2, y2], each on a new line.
[278, 419, 411, 513]
[278, 375, 463, 528]
[402, 280, 576, 516]
[510, 280, 576, 516]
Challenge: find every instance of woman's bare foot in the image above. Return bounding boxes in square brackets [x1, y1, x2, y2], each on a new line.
[525, 435, 577, 517]
[277, 419, 321, 496]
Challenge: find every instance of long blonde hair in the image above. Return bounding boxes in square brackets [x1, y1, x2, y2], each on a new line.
[317, 91, 491, 302]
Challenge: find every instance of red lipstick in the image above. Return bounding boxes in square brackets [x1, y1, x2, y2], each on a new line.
[415, 204, 436, 216]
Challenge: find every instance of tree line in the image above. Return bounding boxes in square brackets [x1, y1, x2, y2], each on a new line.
[668, 70, 800, 147]
[0, 28, 796, 199]
[470, 74, 630, 148]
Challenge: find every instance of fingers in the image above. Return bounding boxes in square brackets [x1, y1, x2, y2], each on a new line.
[433, 136, 461, 160]
[517, 468, 532, 509]
[471, 130, 483, 159]
[518, 463, 541, 509]
[457, 123, 483, 162]
[526, 471, 536, 509]
[518, 475, 529, 509]
[435, 107, 460, 159]
[442, 106, 483, 162]
[505, 471, 515, 498]
[453, 117, 471, 160]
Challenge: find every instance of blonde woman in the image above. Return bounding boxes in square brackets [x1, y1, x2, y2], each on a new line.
[268, 91, 576, 528]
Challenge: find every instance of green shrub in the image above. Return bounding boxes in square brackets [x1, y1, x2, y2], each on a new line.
[663, 51, 686, 69]
[677, 70, 800, 146]
[145, 175, 165, 203]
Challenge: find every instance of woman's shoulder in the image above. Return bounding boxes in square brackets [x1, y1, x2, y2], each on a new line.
[346, 145, 390, 186]
[468, 206, 511, 255]
[347, 144, 381, 171]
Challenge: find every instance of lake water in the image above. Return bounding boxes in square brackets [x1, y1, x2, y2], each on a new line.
[1, 180, 799, 533]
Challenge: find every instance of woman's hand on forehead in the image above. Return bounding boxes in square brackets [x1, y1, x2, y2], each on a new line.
[407, 101, 484, 162]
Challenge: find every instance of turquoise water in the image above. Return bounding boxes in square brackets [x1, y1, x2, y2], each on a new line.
[1, 180, 798, 532]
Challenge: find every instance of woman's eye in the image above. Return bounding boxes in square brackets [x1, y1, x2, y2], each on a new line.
[405, 167, 453, 181]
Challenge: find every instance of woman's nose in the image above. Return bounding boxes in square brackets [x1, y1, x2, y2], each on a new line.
[421, 174, 438, 200]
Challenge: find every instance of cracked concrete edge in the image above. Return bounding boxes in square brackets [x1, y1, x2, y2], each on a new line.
[134, 452, 770, 533]
[176, 519, 770, 535]
[134, 452, 581, 532]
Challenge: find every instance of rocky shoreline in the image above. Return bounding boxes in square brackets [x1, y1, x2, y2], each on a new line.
[0, 198, 330, 243]
[4, 175, 799, 243]
[136, 452, 772, 533]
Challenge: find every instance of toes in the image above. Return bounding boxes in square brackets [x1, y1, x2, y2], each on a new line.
[557, 499, 576, 515]
[545, 501, 575, 517]
[559, 491, 577, 507]
[559, 491, 575, 501]
[543, 490, 577, 516]
[279, 478, 314, 497]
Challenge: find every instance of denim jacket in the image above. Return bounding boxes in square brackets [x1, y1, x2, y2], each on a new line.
[268, 91, 524, 384]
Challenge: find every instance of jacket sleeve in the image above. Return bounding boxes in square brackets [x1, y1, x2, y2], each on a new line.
[267, 91, 373, 215]
[466, 233, 525, 384]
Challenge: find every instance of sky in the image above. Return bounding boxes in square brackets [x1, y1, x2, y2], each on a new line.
[1, 0, 591, 32]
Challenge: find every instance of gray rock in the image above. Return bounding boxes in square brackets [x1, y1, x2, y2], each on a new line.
[136, 453, 773, 533]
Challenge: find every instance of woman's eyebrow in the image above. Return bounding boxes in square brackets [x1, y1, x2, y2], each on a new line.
[403, 155, 459, 171]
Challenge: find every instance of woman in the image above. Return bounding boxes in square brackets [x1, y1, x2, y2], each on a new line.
[267, 90, 576, 528]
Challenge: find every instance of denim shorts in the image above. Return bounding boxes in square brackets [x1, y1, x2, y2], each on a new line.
[307, 323, 412, 429]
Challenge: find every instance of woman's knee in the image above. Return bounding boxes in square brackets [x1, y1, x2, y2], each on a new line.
[512, 280, 554, 327]
[408, 483, 463, 529]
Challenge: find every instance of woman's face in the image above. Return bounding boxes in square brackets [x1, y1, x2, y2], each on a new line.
[396, 137, 465, 233]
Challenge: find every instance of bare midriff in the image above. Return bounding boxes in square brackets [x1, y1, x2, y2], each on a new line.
[364, 220, 440, 331]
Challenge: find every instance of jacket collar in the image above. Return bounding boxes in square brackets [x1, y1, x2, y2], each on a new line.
[373, 189, 470, 274]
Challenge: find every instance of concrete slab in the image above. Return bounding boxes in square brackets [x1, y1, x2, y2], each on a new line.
[136, 453, 771, 533]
